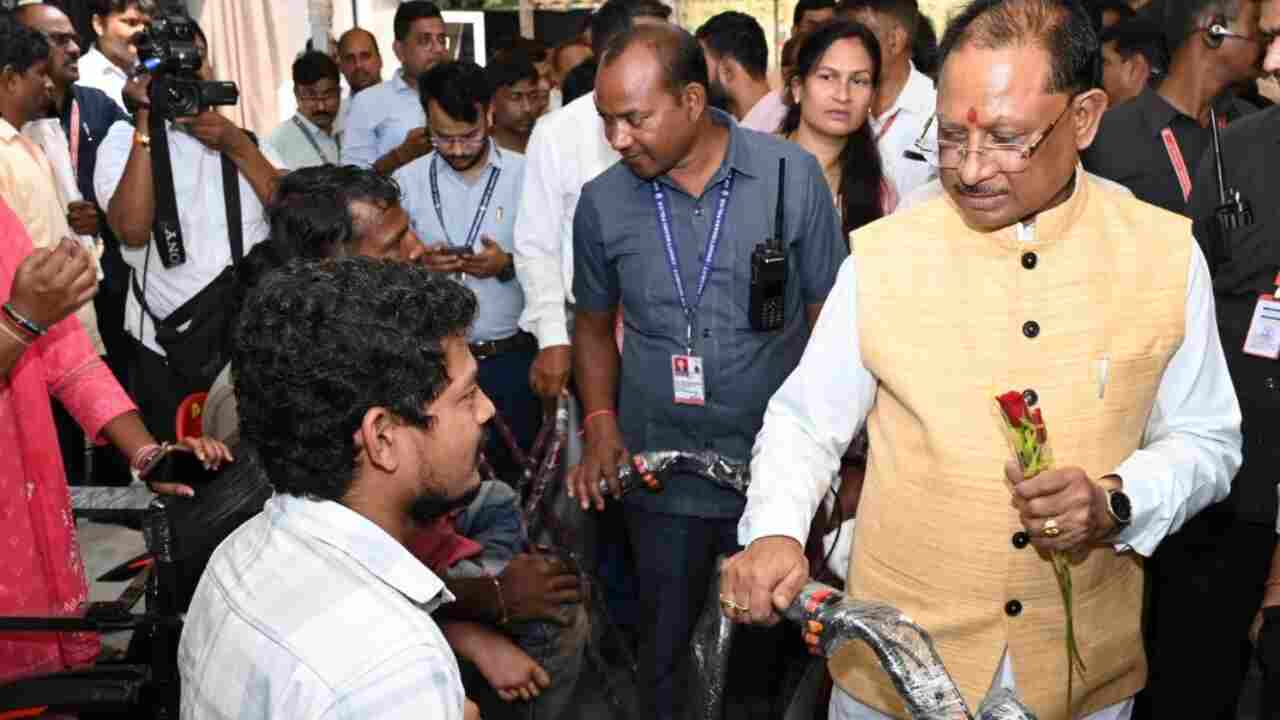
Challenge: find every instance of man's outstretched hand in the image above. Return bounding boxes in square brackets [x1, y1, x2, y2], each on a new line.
[719, 536, 809, 626]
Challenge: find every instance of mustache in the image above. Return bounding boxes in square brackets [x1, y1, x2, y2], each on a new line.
[953, 181, 1006, 196]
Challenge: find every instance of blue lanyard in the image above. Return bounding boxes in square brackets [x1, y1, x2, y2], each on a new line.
[429, 155, 501, 250]
[651, 172, 735, 353]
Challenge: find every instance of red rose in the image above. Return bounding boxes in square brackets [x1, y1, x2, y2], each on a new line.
[996, 391, 1028, 426]
[1031, 408, 1047, 443]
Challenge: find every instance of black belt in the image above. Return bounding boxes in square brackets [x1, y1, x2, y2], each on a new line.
[470, 331, 536, 359]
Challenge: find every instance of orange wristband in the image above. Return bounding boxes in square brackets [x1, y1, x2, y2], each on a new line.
[582, 409, 616, 426]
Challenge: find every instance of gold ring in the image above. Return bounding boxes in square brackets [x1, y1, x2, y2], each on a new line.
[1043, 518, 1062, 538]
[719, 595, 741, 611]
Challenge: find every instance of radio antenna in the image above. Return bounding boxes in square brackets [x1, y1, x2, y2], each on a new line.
[772, 158, 786, 251]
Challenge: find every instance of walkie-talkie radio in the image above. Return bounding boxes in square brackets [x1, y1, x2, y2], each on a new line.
[1206, 107, 1253, 275]
[749, 158, 788, 331]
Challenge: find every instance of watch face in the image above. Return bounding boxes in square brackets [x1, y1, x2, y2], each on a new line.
[1110, 490, 1133, 523]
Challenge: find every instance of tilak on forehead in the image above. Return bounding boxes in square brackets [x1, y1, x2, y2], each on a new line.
[966, 107, 978, 124]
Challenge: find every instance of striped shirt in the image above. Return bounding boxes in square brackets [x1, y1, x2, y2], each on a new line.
[178, 493, 465, 719]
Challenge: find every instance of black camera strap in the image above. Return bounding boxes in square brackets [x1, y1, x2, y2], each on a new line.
[150, 116, 186, 268]
[132, 147, 244, 328]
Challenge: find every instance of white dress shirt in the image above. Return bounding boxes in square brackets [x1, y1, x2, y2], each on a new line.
[514, 91, 619, 348]
[740, 204, 1241, 719]
[94, 121, 277, 355]
[266, 113, 340, 169]
[179, 493, 465, 720]
[340, 70, 424, 168]
[868, 62, 937, 201]
[76, 46, 130, 115]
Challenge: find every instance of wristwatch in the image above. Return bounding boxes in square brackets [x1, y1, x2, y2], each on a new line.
[1105, 488, 1133, 528]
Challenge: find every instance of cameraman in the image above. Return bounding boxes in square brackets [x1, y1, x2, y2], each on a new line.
[94, 20, 281, 440]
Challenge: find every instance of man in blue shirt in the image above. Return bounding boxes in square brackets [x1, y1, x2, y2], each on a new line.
[570, 23, 846, 719]
[342, 1, 448, 176]
[395, 61, 539, 482]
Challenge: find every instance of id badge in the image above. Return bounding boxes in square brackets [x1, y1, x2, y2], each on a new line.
[672, 354, 706, 406]
[1243, 295, 1280, 360]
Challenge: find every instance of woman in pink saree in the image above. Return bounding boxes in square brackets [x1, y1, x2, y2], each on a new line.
[0, 197, 230, 683]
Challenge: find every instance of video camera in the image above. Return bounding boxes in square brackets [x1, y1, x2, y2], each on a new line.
[134, 13, 239, 119]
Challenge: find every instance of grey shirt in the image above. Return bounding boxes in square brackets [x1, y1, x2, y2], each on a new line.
[573, 111, 846, 518]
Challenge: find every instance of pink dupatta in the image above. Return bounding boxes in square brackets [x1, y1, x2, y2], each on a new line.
[0, 198, 134, 681]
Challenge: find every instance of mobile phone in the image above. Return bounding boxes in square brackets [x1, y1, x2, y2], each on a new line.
[441, 246, 474, 256]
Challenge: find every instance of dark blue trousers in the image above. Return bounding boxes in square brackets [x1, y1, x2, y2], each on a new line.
[476, 346, 541, 482]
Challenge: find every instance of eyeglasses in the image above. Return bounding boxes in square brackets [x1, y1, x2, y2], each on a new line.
[429, 126, 485, 149]
[912, 98, 1075, 173]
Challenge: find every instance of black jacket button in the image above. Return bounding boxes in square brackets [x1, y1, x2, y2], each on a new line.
[1005, 599, 1023, 616]
[1012, 531, 1030, 549]
[1021, 252, 1037, 269]
[1023, 321, 1040, 339]
[1022, 389, 1038, 407]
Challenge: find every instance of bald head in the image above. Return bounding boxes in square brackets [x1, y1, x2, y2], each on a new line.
[15, 2, 82, 91]
[601, 23, 709, 98]
[338, 27, 378, 55]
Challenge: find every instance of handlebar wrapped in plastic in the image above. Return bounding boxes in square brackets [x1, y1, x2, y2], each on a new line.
[597, 450, 750, 498]
[784, 583, 1036, 720]
[603, 450, 1038, 720]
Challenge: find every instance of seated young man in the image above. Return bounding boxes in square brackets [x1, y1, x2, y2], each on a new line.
[178, 258, 485, 719]
[197, 165, 588, 713]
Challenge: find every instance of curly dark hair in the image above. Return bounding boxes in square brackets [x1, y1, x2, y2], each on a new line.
[233, 258, 477, 500]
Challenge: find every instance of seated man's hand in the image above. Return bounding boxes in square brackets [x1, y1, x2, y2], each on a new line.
[499, 552, 582, 625]
[720, 536, 809, 626]
[464, 699, 481, 720]
[443, 621, 551, 703]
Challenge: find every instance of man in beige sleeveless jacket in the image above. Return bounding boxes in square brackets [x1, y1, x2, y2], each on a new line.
[718, 0, 1243, 718]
